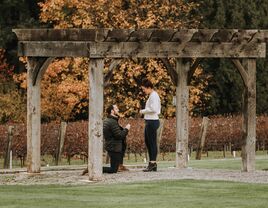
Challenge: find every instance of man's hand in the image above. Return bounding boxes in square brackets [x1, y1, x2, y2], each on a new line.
[125, 124, 131, 130]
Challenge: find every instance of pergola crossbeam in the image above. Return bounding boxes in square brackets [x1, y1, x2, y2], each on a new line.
[18, 41, 265, 58]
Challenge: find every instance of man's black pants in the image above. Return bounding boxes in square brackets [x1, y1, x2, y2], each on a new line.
[103, 151, 122, 173]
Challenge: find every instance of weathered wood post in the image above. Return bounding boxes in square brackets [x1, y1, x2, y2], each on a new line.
[175, 59, 190, 168]
[196, 117, 209, 160]
[223, 144, 226, 158]
[241, 59, 256, 172]
[55, 121, 67, 165]
[26, 58, 42, 173]
[88, 58, 104, 180]
[26, 57, 52, 173]
[4, 126, 14, 169]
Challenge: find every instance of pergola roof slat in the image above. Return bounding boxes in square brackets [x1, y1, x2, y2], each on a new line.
[105, 29, 135, 42]
[190, 29, 219, 42]
[210, 30, 238, 42]
[170, 30, 197, 42]
[230, 30, 260, 43]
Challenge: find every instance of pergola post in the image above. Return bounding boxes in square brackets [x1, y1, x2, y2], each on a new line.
[26, 57, 53, 173]
[241, 59, 256, 172]
[88, 58, 104, 180]
[175, 59, 190, 168]
[26, 58, 41, 173]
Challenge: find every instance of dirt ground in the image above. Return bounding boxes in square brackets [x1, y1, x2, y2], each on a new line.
[1, 165, 268, 185]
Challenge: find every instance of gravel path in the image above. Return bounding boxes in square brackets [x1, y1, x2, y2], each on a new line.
[1, 167, 268, 185]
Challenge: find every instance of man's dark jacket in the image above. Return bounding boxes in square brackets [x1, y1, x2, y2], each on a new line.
[103, 115, 128, 153]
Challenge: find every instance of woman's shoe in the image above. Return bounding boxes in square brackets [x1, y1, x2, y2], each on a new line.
[143, 162, 157, 172]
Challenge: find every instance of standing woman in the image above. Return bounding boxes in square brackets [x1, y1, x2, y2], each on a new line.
[140, 79, 161, 172]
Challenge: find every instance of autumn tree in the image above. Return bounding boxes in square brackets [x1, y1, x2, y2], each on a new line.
[14, 57, 89, 121]
[39, 0, 199, 29]
[0, 0, 43, 123]
[0, 49, 26, 123]
[15, 0, 209, 121]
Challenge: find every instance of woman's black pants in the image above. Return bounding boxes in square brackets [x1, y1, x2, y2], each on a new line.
[144, 120, 160, 161]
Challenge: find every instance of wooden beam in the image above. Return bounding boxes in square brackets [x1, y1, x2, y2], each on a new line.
[26, 58, 42, 173]
[18, 41, 89, 57]
[211, 30, 237, 42]
[190, 29, 219, 42]
[104, 59, 122, 87]
[12, 29, 197, 42]
[160, 58, 178, 85]
[232, 59, 248, 87]
[13, 29, 268, 43]
[55, 121, 67, 166]
[29, 58, 47, 86]
[4, 126, 14, 169]
[241, 59, 256, 172]
[175, 58, 190, 168]
[88, 58, 104, 180]
[32, 57, 54, 86]
[13, 29, 103, 41]
[90, 42, 266, 58]
[195, 117, 209, 160]
[187, 58, 202, 85]
[17, 41, 266, 58]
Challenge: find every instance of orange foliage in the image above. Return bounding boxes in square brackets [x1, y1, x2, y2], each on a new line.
[14, 58, 89, 121]
[14, 1, 207, 121]
[39, 0, 199, 29]
[0, 49, 25, 123]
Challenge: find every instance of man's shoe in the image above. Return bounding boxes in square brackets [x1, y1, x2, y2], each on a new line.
[118, 164, 129, 172]
[143, 162, 157, 172]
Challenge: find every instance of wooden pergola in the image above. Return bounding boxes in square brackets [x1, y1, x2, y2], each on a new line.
[13, 29, 267, 180]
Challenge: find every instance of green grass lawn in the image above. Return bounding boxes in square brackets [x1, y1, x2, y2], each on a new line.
[151, 156, 268, 171]
[0, 180, 268, 208]
[0, 152, 268, 208]
[188, 157, 268, 170]
[125, 151, 268, 171]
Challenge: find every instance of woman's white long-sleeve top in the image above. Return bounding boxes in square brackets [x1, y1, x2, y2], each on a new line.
[140, 90, 161, 120]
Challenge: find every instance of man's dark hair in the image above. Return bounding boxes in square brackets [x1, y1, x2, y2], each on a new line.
[141, 79, 153, 88]
[106, 105, 114, 115]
